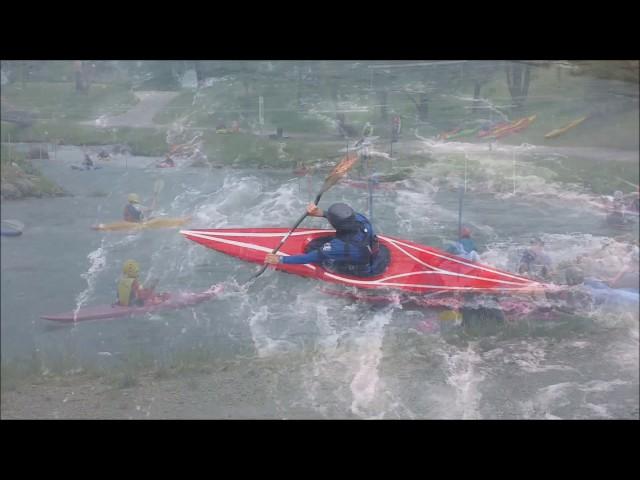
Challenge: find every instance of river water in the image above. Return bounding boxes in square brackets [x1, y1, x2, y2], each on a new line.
[1, 137, 638, 418]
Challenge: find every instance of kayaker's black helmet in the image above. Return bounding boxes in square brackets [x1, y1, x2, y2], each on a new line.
[325, 203, 355, 229]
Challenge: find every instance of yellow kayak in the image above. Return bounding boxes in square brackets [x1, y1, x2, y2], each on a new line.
[92, 217, 191, 232]
[544, 116, 588, 139]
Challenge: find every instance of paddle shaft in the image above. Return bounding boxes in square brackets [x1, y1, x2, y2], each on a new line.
[252, 191, 323, 279]
[458, 186, 464, 238]
[251, 152, 359, 280]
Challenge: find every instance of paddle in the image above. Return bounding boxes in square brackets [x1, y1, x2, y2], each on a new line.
[615, 177, 639, 190]
[147, 179, 165, 218]
[252, 152, 360, 280]
[457, 185, 464, 239]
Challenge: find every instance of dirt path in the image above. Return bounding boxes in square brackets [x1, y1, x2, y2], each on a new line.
[83, 91, 180, 128]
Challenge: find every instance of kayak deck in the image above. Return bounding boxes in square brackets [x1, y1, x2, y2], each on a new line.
[41, 286, 221, 323]
[92, 216, 191, 231]
[181, 228, 547, 295]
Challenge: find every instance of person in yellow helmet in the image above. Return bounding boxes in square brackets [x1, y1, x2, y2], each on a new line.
[116, 260, 163, 307]
[123, 193, 150, 223]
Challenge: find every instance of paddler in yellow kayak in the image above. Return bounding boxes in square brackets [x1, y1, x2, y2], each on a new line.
[116, 260, 167, 307]
[123, 193, 151, 223]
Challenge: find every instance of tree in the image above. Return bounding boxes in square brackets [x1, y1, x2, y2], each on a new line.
[463, 61, 494, 114]
[405, 91, 429, 121]
[505, 62, 531, 111]
[73, 61, 90, 94]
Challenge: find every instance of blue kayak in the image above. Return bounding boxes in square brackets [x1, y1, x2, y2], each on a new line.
[1, 220, 24, 237]
[584, 279, 639, 308]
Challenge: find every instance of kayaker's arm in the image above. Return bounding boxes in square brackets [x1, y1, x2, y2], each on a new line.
[265, 250, 323, 265]
[606, 265, 631, 288]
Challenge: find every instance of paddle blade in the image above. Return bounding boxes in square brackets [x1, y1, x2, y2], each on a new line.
[320, 152, 359, 193]
[153, 179, 165, 195]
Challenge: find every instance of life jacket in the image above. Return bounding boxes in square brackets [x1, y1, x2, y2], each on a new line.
[124, 203, 143, 222]
[117, 277, 140, 306]
[459, 237, 477, 254]
[323, 213, 379, 275]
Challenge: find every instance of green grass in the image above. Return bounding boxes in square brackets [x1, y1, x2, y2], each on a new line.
[1, 145, 65, 197]
[2, 82, 138, 121]
[2, 121, 168, 156]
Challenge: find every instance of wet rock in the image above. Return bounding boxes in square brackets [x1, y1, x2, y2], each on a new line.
[112, 144, 132, 155]
[14, 178, 36, 195]
[1, 182, 20, 199]
[25, 147, 49, 160]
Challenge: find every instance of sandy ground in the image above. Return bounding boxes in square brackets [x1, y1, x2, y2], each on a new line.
[0, 359, 323, 420]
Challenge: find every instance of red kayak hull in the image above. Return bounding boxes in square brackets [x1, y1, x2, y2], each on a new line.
[181, 228, 546, 295]
[41, 286, 221, 323]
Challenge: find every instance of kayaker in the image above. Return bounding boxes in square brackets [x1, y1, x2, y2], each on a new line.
[362, 122, 373, 138]
[116, 260, 162, 307]
[355, 122, 373, 147]
[158, 155, 175, 168]
[215, 121, 227, 134]
[518, 237, 553, 281]
[605, 190, 628, 226]
[123, 193, 149, 223]
[601, 247, 639, 290]
[264, 202, 389, 277]
[563, 253, 639, 309]
[82, 153, 94, 168]
[391, 115, 401, 142]
[445, 226, 481, 262]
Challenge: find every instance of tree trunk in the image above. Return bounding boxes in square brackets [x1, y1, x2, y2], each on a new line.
[505, 63, 530, 111]
[377, 89, 388, 120]
[473, 81, 482, 114]
[193, 61, 203, 86]
[74, 61, 88, 93]
[296, 66, 303, 111]
[418, 94, 428, 121]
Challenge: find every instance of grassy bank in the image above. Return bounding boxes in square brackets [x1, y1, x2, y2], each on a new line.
[1, 121, 168, 156]
[2, 82, 138, 121]
[0, 145, 66, 199]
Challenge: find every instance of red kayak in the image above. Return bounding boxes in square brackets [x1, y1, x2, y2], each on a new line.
[318, 287, 562, 321]
[41, 285, 221, 323]
[477, 121, 511, 138]
[181, 228, 547, 295]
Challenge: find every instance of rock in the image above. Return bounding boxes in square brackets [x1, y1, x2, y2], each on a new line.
[112, 144, 132, 155]
[1, 182, 20, 199]
[26, 147, 49, 160]
[14, 178, 36, 195]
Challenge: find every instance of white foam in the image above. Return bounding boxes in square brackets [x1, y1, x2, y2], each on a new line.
[443, 342, 485, 419]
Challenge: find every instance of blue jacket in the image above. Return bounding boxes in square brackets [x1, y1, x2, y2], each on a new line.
[282, 213, 378, 276]
[459, 237, 477, 253]
[124, 203, 143, 222]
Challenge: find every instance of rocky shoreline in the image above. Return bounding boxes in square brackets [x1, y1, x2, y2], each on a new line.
[1, 154, 67, 200]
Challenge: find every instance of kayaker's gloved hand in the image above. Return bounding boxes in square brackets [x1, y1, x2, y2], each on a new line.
[264, 253, 282, 265]
[307, 203, 324, 217]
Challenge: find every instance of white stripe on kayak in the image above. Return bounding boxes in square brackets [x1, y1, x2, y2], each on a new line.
[379, 235, 538, 285]
[363, 269, 536, 287]
[181, 229, 334, 237]
[321, 272, 544, 291]
[382, 238, 536, 287]
[182, 231, 317, 271]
